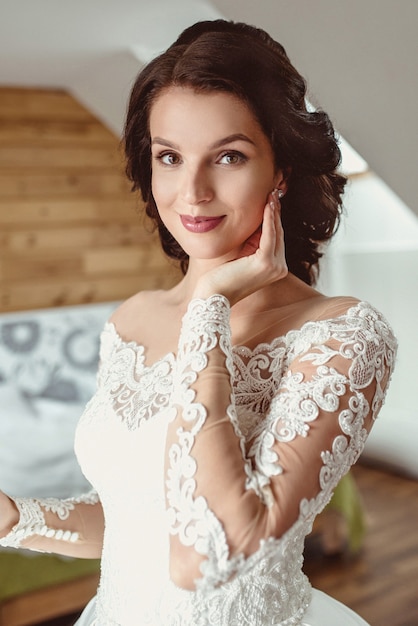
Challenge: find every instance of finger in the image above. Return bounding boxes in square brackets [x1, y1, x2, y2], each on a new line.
[259, 196, 276, 255]
[269, 191, 284, 257]
[274, 202, 285, 258]
[270, 192, 282, 255]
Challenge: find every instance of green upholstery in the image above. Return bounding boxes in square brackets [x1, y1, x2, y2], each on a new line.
[0, 552, 100, 603]
[326, 472, 366, 553]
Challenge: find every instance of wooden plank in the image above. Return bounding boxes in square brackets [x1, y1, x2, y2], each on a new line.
[0, 87, 178, 313]
[84, 245, 173, 275]
[0, 119, 116, 145]
[0, 88, 93, 121]
[0, 198, 141, 225]
[0, 272, 179, 312]
[0, 244, 170, 281]
[304, 464, 418, 626]
[1, 255, 83, 281]
[0, 145, 124, 169]
[1, 224, 147, 252]
[0, 172, 132, 197]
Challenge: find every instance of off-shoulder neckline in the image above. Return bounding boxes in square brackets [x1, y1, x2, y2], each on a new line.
[101, 299, 372, 372]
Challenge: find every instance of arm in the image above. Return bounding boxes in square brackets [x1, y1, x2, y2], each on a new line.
[165, 196, 397, 589]
[0, 488, 104, 558]
[0, 337, 112, 559]
[166, 295, 396, 590]
[0, 320, 124, 558]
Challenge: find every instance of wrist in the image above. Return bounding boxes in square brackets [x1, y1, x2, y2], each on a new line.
[0, 496, 19, 538]
[191, 278, 239, 305]
[191, 280, 228, 303]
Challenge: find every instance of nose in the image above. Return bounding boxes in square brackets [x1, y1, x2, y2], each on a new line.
[179, 164, 214, 206]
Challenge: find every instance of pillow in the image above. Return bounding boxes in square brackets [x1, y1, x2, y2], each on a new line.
[0, 302, 118, 498]
[0, 384, 90, 497]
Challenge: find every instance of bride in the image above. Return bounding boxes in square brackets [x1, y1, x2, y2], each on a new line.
[0, 19, 397, 625]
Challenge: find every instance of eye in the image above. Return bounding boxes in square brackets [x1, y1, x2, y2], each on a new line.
[155, 151, 181, 166]
[218, 151, 247, 166]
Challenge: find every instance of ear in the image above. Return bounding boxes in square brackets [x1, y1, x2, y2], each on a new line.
[274, 167, 291, 196]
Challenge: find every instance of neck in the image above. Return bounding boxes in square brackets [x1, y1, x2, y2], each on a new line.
[169, 258, 321, 315]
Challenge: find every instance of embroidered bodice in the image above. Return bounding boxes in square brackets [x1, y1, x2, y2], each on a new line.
[1, 296, 397, 625]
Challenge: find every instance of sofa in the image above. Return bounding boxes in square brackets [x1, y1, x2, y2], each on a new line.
[0, 301, 117, 625]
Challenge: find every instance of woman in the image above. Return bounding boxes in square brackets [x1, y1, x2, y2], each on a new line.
[0, 20, 397, 625]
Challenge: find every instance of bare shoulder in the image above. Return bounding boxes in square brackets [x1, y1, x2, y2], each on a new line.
[313, 294, 363, 321]
[107, 287, 184, 349]
[266, 275, 363, 327]
[110, 290, 163, 321]
[108, 290, 169, 340]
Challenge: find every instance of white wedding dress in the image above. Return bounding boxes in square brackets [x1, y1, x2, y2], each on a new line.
[2, 295, 397, 625]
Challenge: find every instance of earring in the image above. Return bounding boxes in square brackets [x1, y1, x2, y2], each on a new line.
[276, 189, 285, 199]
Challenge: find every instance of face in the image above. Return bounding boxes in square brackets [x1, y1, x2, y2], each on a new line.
[149, 86, 282, 265]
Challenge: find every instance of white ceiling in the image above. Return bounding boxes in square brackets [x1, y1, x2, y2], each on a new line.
[0, 0, 416, 214]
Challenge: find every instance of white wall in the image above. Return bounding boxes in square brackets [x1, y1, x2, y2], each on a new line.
[318, 175, 418, 476]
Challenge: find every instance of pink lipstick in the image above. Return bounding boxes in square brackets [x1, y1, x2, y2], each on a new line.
[180, 215, 225, 233]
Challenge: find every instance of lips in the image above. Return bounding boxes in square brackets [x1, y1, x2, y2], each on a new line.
[180, 215, 225, 233]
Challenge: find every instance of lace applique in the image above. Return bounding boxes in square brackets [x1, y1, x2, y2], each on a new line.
[166, 296, 249, 588]
[165, 296, 397, 591]
[275, 366, 348, 439]
[73, 296, 396, 625]
[299, 302, 397, 419]
[247, 302, 396, 482]
[234, 343, 287, 415]
[159, 535, 312, 625]
[248, 367, 348, 481]
[177, 298, 262, 499]
[81, 323, 176, 430]
[0, 490, 99, 549]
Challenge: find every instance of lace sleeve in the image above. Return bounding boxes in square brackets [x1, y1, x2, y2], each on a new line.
[0, 490, 104, 558]
[165, 296, 397, 590]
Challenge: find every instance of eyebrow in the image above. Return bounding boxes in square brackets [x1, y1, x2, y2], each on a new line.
[151, 133, 256, 150]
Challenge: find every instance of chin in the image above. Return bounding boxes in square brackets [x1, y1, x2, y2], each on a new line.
[186, 246, 240, 264]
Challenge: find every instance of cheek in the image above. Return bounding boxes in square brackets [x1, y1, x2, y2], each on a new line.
[151, 173, 171, 210]
[241, 162, 275, 201]
[237, 178, 271, 217]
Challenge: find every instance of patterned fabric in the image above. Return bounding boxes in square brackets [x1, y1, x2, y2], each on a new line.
[74, 296, 396, 624]
[0, 491, 99, 549]
[0, 302, 117, 498]
[77, 296, 396, 626]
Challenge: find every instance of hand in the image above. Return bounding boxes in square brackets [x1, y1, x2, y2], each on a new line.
[192, 190, 288, 306]
[0, 490, 19, 537]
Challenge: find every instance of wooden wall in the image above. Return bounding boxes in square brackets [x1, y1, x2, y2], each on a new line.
[0, 87, 180, 312]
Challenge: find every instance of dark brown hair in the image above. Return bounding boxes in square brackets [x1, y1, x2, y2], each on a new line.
[124, 19, 346, 285]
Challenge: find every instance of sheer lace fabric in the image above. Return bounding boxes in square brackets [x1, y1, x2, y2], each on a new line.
[0, 490, 102, 557]
[0, 295, 396, 624]
[72, 295, 396, 625]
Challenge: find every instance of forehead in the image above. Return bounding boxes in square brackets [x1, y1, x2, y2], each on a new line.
[149, 86, 267, 142]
